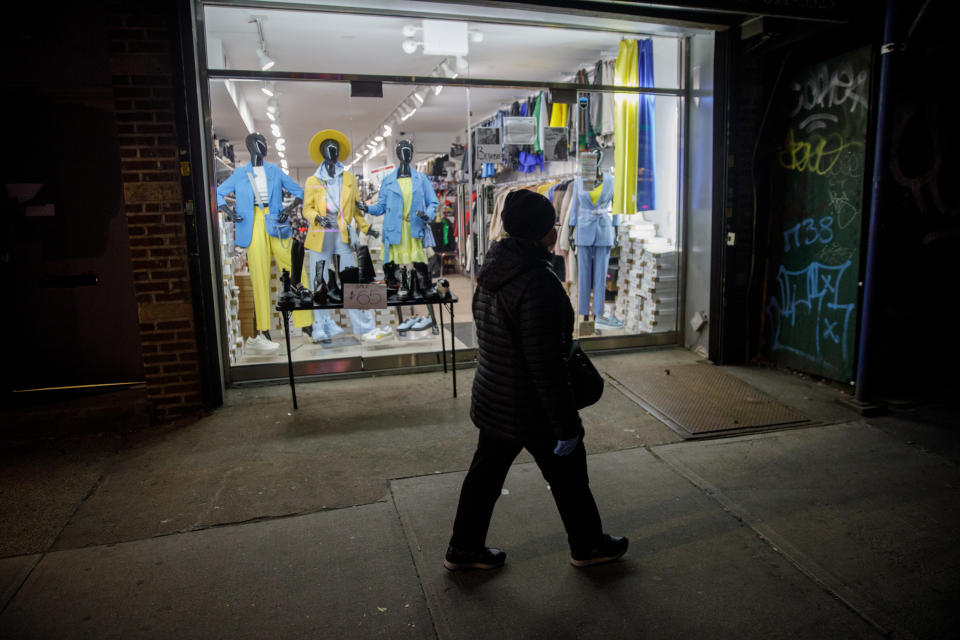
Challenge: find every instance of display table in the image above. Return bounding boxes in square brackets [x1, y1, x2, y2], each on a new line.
[277, 294, 460, 409]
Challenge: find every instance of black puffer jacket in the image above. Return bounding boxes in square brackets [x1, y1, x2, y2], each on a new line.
[470, 237, 582, 445]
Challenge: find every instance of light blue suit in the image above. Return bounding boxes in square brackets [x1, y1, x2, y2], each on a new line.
[366, 169, 439, 254]
[570, 174, 618, 316]
[215, 161, 304, 248]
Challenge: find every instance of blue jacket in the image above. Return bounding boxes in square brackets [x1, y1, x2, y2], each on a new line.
[216, 161, 304, 248]
[570, 174, 619, 247]
[366, 169, 439, 249]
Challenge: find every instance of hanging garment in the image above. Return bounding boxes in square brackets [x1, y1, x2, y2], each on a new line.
[636, 38, 657, 212]
[613, 40, 639, 216]
[247, 206, 312, 331]
[549, 102, 568, 127]
[590, 61, 603, 139]
[216, 161, 304, 248]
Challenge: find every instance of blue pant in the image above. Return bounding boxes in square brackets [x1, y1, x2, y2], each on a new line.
[577, 245, 611, 316]
[308, 231, 375, 335]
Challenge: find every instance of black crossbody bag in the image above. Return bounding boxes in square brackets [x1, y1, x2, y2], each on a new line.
[496, 263, 604, 410]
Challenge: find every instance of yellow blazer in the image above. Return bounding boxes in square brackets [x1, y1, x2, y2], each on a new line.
[303, 171, 370, 252]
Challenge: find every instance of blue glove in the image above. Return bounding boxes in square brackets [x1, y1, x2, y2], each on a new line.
[553, 436, 579, 456]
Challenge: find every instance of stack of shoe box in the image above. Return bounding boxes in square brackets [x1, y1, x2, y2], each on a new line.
[614, 222, 657, 333]
[218, 215, 244, 363]
[636, 239, 678, 332]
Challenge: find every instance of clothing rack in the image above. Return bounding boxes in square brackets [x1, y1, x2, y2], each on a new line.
[485, 172, 580, 188]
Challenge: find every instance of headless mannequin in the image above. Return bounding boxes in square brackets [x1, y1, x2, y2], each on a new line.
[573, 148, 616, 322]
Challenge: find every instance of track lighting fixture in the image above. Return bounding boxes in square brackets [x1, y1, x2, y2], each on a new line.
[256, 48, 275, 71]
[261, 81, 276, 97]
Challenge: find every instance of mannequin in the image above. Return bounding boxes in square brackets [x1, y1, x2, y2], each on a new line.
[358, 139, 441, 332]
[570, 149, 619, 322]
[216, 132, 311, 354]
[303, 129, 381, 343]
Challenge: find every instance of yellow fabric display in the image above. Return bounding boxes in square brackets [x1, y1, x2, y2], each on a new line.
[303, 170, 369, 253]
[549, 103, 568, 127]
[247, 207, 312, 331]
[386, 177, 427, 264]
[613, 39, 639, 215]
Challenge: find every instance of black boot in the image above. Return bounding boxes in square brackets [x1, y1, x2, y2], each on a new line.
[339, 266, 360, 285]
[383, 261, 400, 290]
[327, 268, 343, 304]
[313, 260, 328, 305]
[397, 265, 410, 301]
[291, 283, 312, 308]
[410, 268, 424, 302]
[357, 247, 376, 284]
[413, 262, 438, 300]
[279, 269, 295, 309]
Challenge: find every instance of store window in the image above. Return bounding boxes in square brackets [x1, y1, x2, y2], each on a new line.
[199, 3, 713, 381]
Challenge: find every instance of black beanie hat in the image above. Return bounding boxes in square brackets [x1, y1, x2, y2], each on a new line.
[501, 189, 556, 241]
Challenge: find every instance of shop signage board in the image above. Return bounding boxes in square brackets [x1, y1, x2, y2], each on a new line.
[343, 283, 388, 309]
[476, 127, 502, 163]
[544, 127, 568, 162]
[503, 117, 537, 145]
[763, 46, 871, 383]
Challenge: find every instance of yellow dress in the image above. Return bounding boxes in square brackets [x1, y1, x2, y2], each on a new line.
[613, 39, 639, 215]
[385, 177, 428, 264]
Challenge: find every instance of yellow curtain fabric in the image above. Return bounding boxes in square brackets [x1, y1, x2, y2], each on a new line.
[613, 39, 639, 215]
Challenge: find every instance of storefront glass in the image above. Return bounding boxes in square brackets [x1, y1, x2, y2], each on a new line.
[199, 3, 712, 381]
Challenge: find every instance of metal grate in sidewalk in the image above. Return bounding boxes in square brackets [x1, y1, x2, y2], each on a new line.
[605, 363, 814, 439]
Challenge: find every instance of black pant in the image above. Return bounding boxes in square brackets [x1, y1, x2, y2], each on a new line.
[450, 429, 603, 553]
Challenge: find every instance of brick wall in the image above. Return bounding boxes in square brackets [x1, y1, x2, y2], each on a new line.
[106, 1, 204, 421]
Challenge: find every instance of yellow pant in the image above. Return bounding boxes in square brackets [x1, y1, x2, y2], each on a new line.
[613, 39, 639, 215]
[247, 207, 311, 331]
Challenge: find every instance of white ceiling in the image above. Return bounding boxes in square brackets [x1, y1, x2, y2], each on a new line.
[202, 4, 696, 174]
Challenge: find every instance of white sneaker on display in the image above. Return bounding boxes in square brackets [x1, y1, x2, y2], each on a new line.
[323, 316, 345, 338]
[245, 333, 280, 355]
[363, 327, 394, 343]
[411, 316, 435, 331]
[397, 316, 419, 331]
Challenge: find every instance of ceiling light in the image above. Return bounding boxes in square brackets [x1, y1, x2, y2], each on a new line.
[401, 24, 420, 38]
[266, 98, 278, 113]
[266, 111, 276, 121]
[256, 48, 275, 71]
[383, 124, 392, 137]
[276, 137, 285, 145]
[375, 135, 383, 142]
[261, 81, 275, 97]
[278, 151, 285, 158]
[468, 29, 484, 43]
[412, 91, 424, 105]
[276, 144, 286, 152]
[434, 85, 443, 96]
[401, 107, 417, 121]
[439, 60, 458, 79]
[270, 128, 281, 137]
[402, 39, 421, 55]
[455, 56, 468, 72]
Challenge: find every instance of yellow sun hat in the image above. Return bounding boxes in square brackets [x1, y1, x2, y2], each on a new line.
[308, 129, 351, 165]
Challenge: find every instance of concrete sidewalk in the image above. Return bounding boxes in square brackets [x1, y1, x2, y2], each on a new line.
[1, 348, 958, 639]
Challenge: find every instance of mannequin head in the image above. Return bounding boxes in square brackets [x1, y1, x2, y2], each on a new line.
[320, 139, 339, 174]
[395, 139, 414, 165]
[246, 133, 268, 166]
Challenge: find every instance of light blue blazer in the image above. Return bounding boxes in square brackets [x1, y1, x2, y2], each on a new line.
[215, 161, 304, 248]
[366, 169, 439, 249]
[569, 174, 619, 247]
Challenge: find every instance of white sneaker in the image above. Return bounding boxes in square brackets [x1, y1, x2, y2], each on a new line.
[411, 316, 435, 331]
[363, 327, 394, 342]
[397, 316, 419, 331]
[245, 334, 280, 355]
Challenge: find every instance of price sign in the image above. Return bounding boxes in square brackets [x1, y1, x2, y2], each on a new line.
[343, 283, 388, 309]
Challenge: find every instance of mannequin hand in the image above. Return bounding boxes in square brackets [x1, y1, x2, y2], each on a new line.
[356, 200, 368, 213]
[553, 436, 580, 457]
[219, 205, 242, 223]
[315, 214, 333, 228]
[416, 210, 430, 221]
[366, 227, 380, 239]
